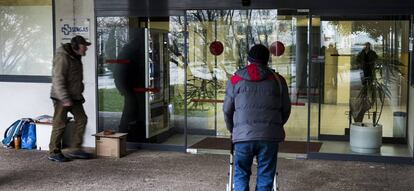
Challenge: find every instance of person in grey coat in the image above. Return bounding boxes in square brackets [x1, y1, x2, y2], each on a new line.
[223, 44, 291, 191]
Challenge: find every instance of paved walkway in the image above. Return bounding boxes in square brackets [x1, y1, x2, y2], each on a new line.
[0, 148, 413, 190]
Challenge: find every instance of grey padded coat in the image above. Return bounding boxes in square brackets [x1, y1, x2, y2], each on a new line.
[223, 63, 291, 143]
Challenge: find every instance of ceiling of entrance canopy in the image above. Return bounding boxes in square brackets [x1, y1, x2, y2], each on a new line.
[95, 0, 414, 17]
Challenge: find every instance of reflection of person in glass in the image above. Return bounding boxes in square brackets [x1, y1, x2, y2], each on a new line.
[324, 43, 339, 104]
[356, 42, 378, 84]
[112, 38, 142, 133]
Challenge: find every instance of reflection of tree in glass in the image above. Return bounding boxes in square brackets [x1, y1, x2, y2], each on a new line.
[169, 11, 276, 110]
[188, 10, 275, 70]
[186, 76, 223, 110]
[329, 20, 401, 55]
[0, 7, 42, 74]
[96, 17, 128, 75]
[169, 16, 185, 66]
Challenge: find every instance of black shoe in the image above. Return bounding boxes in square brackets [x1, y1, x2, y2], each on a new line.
[48, 153, 71, 162]
[66, 151, 93, 159]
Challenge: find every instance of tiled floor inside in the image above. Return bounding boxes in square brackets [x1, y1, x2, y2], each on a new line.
[153, 133, 413, 158]
[100, 101, 412, 158]
[318, 141, 412, 157]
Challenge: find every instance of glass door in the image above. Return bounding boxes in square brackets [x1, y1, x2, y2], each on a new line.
[184, 10, 312, 150]
[96, 17, 185, 149]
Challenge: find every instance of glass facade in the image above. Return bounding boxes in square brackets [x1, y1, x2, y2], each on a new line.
[311, 17, 411, 156]
[316, 19, 409, 138]
[0, 0, 411, 163]
[96, 10, 412, 157]
[97, 17, 186, 147]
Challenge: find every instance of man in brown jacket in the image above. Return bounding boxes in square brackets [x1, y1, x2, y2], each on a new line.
[49, 35, 92, 162]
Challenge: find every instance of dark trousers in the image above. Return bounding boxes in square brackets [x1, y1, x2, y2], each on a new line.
[234, 141, 279, 191]
[49, 101, 88, 154]
[119, 92, 139, 133]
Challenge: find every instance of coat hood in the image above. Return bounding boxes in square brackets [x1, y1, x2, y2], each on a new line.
[56, 43, 81, 60]
[234, 63, 273, 82]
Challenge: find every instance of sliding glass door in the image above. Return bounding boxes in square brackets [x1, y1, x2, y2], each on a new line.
[184, 10, 311, 149]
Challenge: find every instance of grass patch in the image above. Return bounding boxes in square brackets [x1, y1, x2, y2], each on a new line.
[98, 88, 124, 112]
[98, 88, 221, 116]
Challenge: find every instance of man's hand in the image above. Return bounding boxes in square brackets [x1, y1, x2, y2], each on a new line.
[62, 99, 73, 107]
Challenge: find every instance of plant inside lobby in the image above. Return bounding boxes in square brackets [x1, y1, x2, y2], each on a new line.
[349, 54, 403, 153]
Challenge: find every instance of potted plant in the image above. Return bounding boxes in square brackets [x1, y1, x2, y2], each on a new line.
[349, 49, 403, 154]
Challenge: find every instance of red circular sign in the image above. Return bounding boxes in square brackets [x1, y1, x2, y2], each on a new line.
[270, 41, 285, 56]
[209, 41, 224, 56]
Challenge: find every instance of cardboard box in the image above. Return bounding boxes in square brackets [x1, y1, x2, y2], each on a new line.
[93, 132, 128, 158]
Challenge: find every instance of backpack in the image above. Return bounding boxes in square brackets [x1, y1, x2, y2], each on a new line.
[2, 118, 37, 149]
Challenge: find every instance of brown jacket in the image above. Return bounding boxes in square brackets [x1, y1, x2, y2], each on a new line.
[50, 43, 85, 102]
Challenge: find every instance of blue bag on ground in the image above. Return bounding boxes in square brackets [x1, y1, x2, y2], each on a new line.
[2, 118, 37, 149]
[2, 120, 23, 147]
[21, 121, 37, 149]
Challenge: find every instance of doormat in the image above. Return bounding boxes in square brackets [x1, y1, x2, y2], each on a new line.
[189, 137, 322, 154]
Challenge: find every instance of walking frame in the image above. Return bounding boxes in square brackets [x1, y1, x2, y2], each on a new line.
[226, 141, 279, 191]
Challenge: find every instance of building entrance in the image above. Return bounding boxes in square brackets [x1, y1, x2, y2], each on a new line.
[95, 11, 314, 151]
[183, 9, 314, 153]
[95, 12, 413, 158]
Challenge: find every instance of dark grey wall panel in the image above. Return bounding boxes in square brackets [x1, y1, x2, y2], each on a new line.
[0, 75, 51, 83]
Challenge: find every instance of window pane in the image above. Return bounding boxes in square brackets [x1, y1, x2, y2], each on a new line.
[318, 20, 409, 138]
[97, 17, 184, 146]
[185, 10, 310, 141]
[0, 2, 53, 75]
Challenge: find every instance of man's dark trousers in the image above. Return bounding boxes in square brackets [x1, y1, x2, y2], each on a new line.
[234, 141, 279, 191]
[49, 101, 87, 154]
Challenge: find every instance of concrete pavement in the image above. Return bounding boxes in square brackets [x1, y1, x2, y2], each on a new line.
[0, 148, 413, 191]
